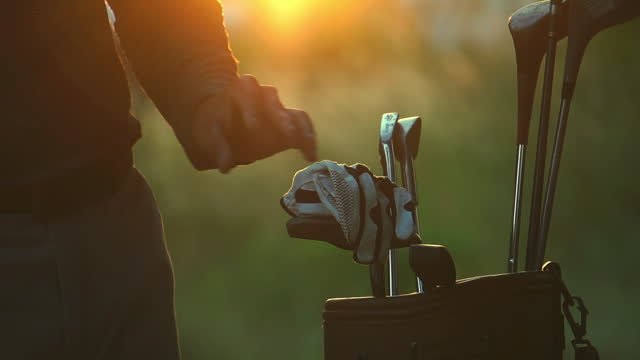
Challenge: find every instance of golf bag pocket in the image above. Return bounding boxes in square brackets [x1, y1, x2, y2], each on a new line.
[323, 271, 564, 360]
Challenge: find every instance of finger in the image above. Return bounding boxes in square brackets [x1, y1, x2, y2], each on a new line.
[230, 75, 262, 130]
[209, 122, 234, 173]
[261, 86, 297, 140]
[288, 109, 317, 162]
[193, 99, 235, 173]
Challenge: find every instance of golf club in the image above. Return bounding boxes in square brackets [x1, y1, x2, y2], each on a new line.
[379, 112, 400, 296]
[508, 0, 568, 272]
[369, 263, 386, 297]
[409, 244, 455, 291]
[533, 0, 640, 270]
[524, 0, 565, 272]
[393, 116, 424, 292]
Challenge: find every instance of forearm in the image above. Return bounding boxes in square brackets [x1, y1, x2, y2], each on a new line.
[108, 0, 238, 126]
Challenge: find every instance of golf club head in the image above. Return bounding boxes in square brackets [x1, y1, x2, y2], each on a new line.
[380, 112, 399, 144]
[509, 0, 568, 145]
[393, 117, 422, 162]
[393, 116, 422, 210]
[409, 244, 456, 290]
[379, 113, 399, 180]
[564, 0, 640, 96]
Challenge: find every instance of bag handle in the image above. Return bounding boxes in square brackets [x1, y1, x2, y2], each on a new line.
[543, 262, 600, 360]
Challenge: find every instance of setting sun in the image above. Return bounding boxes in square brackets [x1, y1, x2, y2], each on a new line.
[246, 0, 366, 52]
[263, 0, 313, 33]
[268, 0, 307, 19]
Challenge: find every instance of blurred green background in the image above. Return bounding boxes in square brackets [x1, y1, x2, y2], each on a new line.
[123, 0, 640, 358]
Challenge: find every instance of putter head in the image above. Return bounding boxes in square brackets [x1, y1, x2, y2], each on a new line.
[564, 0, 640, 94]
[379, 112, 399, 144]
[509, 0, 568, 145]
[409, 244, 456, 290]
[394, 117, 422, 162]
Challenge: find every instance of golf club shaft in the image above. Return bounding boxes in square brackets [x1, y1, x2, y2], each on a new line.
[508, 144, 526, 272]
[535, 97, 572, 270]
[525, 0, 561, 272]
[381, 142, 399, 296]
[369, 262, 386, 297]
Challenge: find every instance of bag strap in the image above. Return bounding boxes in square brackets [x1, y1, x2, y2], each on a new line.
[543, 262, 600, 360]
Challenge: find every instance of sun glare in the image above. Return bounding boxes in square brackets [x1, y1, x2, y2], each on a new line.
[269, 0, 307, 19]
[266, 0, 312, 33]
[256, 0, 364, 52]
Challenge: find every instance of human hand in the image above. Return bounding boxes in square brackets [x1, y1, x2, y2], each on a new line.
[189, 75, 317, 173]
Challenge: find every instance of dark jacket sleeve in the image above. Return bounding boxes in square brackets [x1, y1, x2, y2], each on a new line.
[107, 0, 238, 130]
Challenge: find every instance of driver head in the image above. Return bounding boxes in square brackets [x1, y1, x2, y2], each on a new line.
[564, 0, 640, 93]
[509, 0, 568, 145]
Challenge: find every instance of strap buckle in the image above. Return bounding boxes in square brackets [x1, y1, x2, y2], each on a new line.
[544, 261, 600, 360]
[562, 291, 588, 342]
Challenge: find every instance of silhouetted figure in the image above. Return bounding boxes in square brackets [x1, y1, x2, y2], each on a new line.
[2, 1, 316, 358]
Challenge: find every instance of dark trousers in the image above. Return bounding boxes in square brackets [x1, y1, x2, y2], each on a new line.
[0, 168, 181, 359]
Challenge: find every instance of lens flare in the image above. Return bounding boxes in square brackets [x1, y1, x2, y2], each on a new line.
[267, 0, 310, 32]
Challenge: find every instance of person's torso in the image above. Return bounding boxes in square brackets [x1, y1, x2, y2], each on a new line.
[3, 1, 139, 187]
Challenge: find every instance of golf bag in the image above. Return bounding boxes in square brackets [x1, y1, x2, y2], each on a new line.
[323, 262, 597, 360]
[282, 159, 598, 360]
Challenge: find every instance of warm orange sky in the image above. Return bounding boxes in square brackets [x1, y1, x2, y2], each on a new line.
[256, 0, 365, 38]
[264, 0, 309, 31]
[222, 0, 518, 54]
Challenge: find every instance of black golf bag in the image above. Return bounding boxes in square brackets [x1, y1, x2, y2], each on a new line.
[322, 261, 597, 360]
